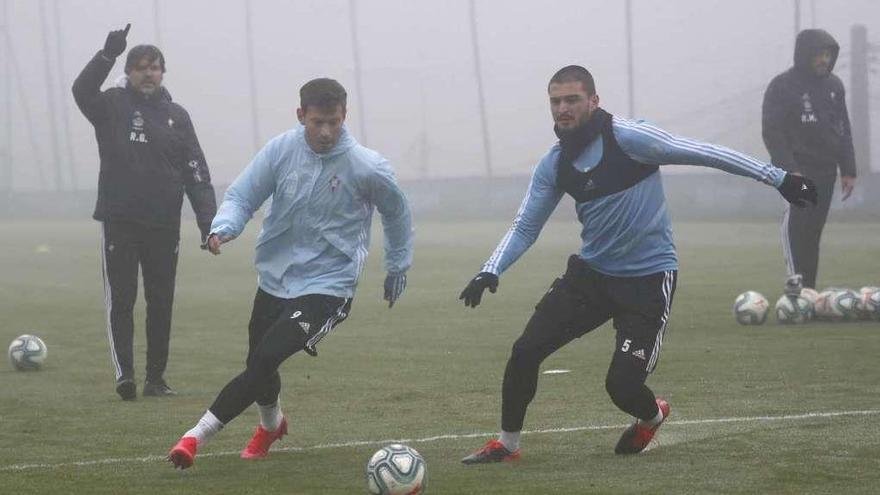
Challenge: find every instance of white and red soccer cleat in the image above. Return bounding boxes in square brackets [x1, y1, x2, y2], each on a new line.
[614, 398, 671, 454]
[167, 437, 197, 469]
[240, 417, 288, 459]
[461, 439, 521, 465]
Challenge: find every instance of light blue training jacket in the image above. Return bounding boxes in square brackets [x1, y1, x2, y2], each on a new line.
[483, 116, 786, 278]
[211, 125, 413, 299]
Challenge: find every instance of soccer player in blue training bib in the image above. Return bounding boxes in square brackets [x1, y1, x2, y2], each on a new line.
[459, 65, 817, 463]
[167, 78, 413, 469]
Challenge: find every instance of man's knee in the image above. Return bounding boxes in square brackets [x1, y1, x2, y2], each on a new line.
[605, 360, 647, 403]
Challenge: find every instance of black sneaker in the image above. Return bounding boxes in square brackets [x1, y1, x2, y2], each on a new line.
[116, 378, 137, 401]
[143, 380, 177, 397]
[784, 274, 804, 301]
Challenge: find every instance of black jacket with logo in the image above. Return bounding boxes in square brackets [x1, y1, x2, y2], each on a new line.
[762, 29, 856, 178]
[72, 51, 216, 237]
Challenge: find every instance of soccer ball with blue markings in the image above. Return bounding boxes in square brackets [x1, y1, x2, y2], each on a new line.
[734, 291, 769, 325]
[815, 289, 860, 321]
[366, 444, 427, 495]
[856, 287, 880, 320]
[8, 334, 48, 371]
[775, 295, 813, 324]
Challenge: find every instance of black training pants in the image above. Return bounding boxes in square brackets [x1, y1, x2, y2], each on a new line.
[501, 255, 676, 433]
[782, 174, 836, 289]
[209, 288, 351, 425]
[100, 221, 179, 383]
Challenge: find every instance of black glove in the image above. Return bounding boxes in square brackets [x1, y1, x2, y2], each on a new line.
[383, 273, 407, 308]
[459, 272, 499, 308]
[199, 227, 212, 250]
[103, 23, 131, 59]
[777, 173, 818, 207]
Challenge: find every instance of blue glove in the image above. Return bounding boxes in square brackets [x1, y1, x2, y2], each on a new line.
[384, 272, 407, 308]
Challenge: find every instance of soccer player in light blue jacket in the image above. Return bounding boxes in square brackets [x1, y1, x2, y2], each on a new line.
[459, 65, 817, 464]
[168, 78, 413, 469]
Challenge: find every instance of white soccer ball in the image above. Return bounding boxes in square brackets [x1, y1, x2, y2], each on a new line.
[775, 295, 813, 324]
[734, 291, 769, 325]
[856, 287, 880, 320]
[799, 288, 820, 305]
[8, 334, 48, 371]
[815, 289, 860, 321]
[366, 444, 427, 495]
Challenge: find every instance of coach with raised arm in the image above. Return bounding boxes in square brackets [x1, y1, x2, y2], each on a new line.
[72, 24, 217, 401]
[458, 65, 818, 464]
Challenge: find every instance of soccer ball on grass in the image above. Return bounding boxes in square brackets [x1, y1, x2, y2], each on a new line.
[8, 334, 48, 371]
[815, 289, 859, 321]
[366, 444, 427, 495]
[774, 295, 813, 324]
[856, 287, 880, 320]
[734, 291, 769, 325]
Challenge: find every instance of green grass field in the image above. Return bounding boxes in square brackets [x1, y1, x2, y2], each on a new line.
[1, 219, 879, 494]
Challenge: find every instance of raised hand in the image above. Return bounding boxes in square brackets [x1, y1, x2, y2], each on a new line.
[103, 23, 131, 59]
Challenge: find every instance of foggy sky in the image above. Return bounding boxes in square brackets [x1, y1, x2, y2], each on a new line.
[2, 0, 880, 191]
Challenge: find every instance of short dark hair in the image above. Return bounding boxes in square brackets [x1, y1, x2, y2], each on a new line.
[300, 78, 347, 112]
[548, 65, 596, 95]
[125, 44, 166, 73]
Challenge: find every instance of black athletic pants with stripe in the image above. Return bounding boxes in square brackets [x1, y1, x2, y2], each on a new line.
[782, 174, 836, 289]
[502, 255, 677, 433]
[209, 288, 351, 424]
[101, 221, 179, 384]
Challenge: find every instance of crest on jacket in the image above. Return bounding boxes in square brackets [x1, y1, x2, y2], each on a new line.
[130, 111, 148, 143]
[800, 93, 818, 123]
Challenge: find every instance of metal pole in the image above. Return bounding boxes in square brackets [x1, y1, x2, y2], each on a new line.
[794, 0, 801, 37]
[1, 0, 10, 192]
[39, 0, 63, 191]
[244, 0, 261, 151]
[153, 0, 162, 45]
[810, 0, 816, 28]
[850, 25, 871, 174]
[625, 0, 635, 118]
[468, 0, 493, 178]
[348, 0, 368, 146]
[52, 0, 77, 190]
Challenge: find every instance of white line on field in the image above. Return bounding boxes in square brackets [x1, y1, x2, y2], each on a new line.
[1, 408, 876, 472]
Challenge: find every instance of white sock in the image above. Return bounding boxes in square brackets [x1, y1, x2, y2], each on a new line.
[258, 400, 284, 432]
[183, 410, 224, 446]
[499, 430, 520, 451]
[639, 406, 664, 427]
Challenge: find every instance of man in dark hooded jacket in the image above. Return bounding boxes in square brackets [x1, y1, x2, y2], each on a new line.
[762, 29, 856, 292]
[73, 24, 217, 400]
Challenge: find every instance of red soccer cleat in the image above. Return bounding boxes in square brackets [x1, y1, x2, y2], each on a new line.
[240, 417, 288, 459]
[167, 437, 198, 469]
[461, 439, 521, 465]
[615, 398, 671, 454]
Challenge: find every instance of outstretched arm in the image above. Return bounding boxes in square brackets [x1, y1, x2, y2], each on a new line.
[613, 117, 785, 186]
[207, 137, 279, 253]
[614, 117, 816, 206]
[368, 160, 413, 307]
[461, 157, 563, 308]
[72, 24, 130, 125]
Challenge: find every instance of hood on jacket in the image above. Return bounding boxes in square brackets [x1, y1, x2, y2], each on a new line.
[297, 124, 357, 159]
[793, 29, 839, 77]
